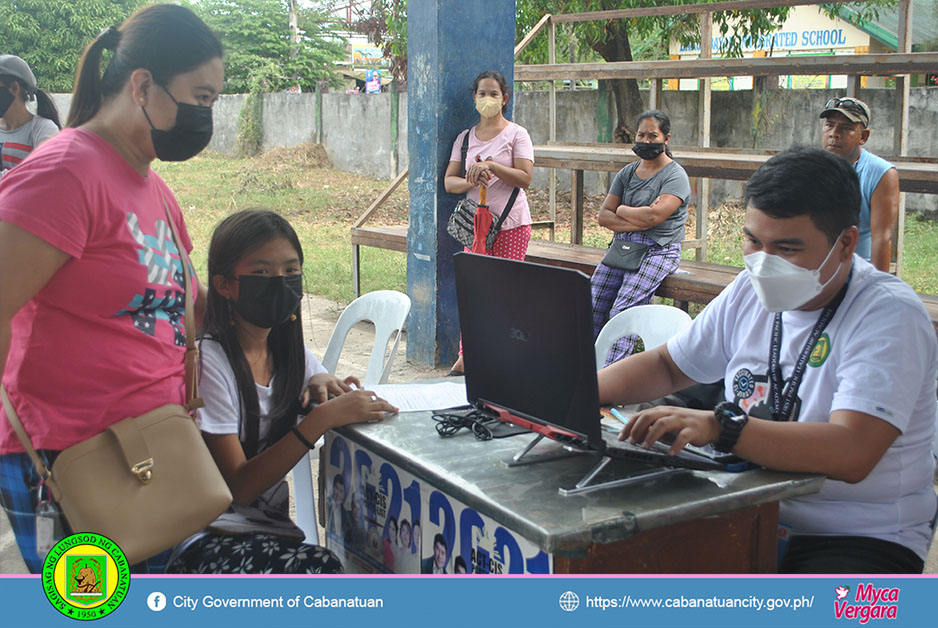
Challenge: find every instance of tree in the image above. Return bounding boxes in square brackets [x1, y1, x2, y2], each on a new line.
[186, 0, 347, 93]
[354, 0, 408, 81]
[0, 0, 145, 93]
[359, 0, 897, 141]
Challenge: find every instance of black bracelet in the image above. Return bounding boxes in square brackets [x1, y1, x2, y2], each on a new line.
[290, 427, 317, 451]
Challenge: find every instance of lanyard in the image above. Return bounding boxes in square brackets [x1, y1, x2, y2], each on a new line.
[768, 279, 849, 422]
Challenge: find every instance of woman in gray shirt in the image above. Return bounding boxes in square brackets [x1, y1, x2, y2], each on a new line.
[0, 55, 60, 177]
[591, 110, 691, 366]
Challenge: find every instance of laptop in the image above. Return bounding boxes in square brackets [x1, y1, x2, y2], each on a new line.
[452, 252, 744, 472]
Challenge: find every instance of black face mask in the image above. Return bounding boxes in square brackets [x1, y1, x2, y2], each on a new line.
[231, 275, 303, 329]
[141, 84, 213, 162]
[0, 87, 14, 118]
[632, 142, 666, 161]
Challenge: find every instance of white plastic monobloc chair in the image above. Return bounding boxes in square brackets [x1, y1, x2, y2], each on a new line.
[292, 290, 412, 544]
[594, 304, 692, 369]
[319, 290, 413, 386]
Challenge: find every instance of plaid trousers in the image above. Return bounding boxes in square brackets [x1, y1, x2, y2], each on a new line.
[1, 452, 168, 573]
[590, 233, 681, 366]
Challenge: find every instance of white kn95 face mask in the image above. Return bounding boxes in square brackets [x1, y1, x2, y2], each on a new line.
[744, 233, 844, 312]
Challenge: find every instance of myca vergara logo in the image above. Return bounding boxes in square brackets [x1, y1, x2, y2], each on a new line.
[42, 533, 130, 620]
[833, 583, 899, 624]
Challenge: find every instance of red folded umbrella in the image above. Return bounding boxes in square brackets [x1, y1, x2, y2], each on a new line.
[472, 203, 493, 254]
[471, 165, 492, 254]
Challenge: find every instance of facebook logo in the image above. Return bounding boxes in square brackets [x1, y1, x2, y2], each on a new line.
[147, 591, 167, 612]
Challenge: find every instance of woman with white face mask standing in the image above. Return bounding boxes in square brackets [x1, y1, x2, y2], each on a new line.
[0, 4, 223, 573]
[442, 70, 535, 376]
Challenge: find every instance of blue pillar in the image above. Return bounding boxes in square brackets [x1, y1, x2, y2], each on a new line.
[406, 0, 516, 366]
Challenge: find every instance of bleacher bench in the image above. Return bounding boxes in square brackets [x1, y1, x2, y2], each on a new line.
[351, 225, 938, 336]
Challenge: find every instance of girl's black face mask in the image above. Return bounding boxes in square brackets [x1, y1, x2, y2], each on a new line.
[0, 87, 15, 117]
[231, 275, 303, 329]
[141, 84, 213, 162]
[632, 142, 666, 161]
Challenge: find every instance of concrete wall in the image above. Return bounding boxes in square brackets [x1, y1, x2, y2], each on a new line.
[321, 90, 408, 178]
[514, 88, 612, 195]
[209, 93, 246, 155]
[45, 87, 937, 211]
[515, 87, 937, 212]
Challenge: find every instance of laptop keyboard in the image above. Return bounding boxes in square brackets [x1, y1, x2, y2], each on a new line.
[602, 436, 725, 471]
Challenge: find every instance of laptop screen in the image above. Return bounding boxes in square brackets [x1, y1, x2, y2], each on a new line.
[453, 253, 604, 449]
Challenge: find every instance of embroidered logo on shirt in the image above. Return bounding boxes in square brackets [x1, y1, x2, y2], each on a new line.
[808, 333, 832, 367]
[732, 368, 755, 399]
[734, 370, 802, 422]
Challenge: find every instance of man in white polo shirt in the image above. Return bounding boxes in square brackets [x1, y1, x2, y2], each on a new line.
[599, 147, 937, 573]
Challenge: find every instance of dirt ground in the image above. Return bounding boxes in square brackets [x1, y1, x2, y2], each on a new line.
[2, 293, 936, 574]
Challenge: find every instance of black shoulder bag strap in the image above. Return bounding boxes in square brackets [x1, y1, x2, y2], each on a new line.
[459, 130, 470, 177]
[608, 162, 639, 246]
[492, 187, 520, 232]
[461, 127, 519, 232]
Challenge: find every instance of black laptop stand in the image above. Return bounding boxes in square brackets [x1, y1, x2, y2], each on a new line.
[504, 433, 689, 496]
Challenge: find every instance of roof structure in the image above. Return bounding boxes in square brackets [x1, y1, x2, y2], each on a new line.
[840, 0, 938, 50]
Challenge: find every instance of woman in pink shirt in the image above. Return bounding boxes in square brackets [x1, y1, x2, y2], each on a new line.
[0, 4, 222, 573]
[443, 70, 535, 376]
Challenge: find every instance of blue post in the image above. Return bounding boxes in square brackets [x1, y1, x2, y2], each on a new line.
[406, 0, 517, 366]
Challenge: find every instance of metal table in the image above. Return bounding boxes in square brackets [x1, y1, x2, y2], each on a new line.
[320, 409, 824, 574]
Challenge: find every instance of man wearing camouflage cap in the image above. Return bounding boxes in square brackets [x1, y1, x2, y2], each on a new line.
[819, 96, 899, 272]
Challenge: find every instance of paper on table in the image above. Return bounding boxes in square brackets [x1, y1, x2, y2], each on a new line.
[366, 382, 469, 413]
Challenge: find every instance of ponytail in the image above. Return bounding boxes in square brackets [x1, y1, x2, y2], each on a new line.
[66, 6, 221, 129]
[35, 89, 61, 129]
[66, 27, 120, 128]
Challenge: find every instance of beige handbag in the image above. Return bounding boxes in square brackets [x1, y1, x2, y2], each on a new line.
[1, 194, 232, 565]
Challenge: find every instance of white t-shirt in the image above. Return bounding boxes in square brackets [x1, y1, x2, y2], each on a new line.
[198, 337, 326, 440]
[0, 116, 58, 176]
[168, 338, 328, 556]
[668, 256, 938, 559]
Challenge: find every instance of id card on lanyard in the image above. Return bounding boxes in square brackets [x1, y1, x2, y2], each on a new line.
[767, 278, 849, 422]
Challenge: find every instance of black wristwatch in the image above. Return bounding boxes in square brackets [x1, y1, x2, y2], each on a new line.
[712, 401, 749, 453]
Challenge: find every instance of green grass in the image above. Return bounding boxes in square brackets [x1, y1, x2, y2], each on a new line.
[901, 214, 938, 294]
[154, 148, 938, 306]
[153, 147, 409, 305]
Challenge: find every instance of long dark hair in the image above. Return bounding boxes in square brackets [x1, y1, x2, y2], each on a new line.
[203, 209, 307, 459]
[67, 3, 222, 128]
[472, 70, 510, 114]
[636, 109, 673, 158]
[34, 89, 60, 129]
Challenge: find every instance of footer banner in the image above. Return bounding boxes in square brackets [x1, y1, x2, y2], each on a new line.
[1, 574, 934, 627]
